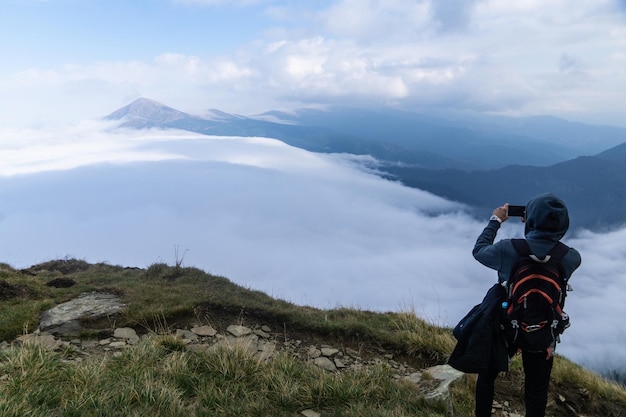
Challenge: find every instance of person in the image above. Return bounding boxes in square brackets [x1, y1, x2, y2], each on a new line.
[472, 193, 581, 417]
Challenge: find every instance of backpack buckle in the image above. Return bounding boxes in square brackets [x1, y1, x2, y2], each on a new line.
[521, 322, 546, 332]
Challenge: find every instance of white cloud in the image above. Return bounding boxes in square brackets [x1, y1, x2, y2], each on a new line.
[430, 0, 480, 33]
[2, 1, 626, 127]
[0, 122, 190, 175]
[557, 227, 626, 371]
[322, 0, 432, 42]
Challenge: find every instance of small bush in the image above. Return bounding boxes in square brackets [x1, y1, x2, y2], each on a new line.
[145, 263, 170, 280]
[30, 258, 90, 275]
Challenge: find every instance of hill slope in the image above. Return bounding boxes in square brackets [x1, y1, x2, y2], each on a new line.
[1, 259, 625, 416]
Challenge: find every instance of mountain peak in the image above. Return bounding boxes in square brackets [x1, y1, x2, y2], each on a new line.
[105, 98, 189, 127]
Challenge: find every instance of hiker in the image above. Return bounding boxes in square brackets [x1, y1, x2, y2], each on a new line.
[472, 193, 581, 417]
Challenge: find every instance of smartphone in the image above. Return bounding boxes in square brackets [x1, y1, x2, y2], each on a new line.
[507, 205, 526, 217]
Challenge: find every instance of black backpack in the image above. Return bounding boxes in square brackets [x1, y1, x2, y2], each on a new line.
[502, 239, 571, 353]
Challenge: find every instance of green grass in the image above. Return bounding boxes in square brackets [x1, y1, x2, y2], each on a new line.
[0, 338, 445, 417]
[0, 259, 625, 416]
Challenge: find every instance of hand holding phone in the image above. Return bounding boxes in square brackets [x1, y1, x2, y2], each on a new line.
[507, 205, 526, 217]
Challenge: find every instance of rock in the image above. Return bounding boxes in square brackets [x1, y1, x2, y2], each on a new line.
[256, 340, 276, 361]
[39, 292, 125, 335]
[81, 340, 99, 350]
[402, 373, 422, 385]
[114, 327, 139, 343]
[187, 344, 210, 354]
[402, 365, 464, 417]
[423, 365, 464, 417]
[15, 333, 63, 351]
[313, 357, 337, 372]
[238, 335, 260, 354]
[301, 410, 320, 417]
[213, 334, 259, 355]
[47, 320, 83, 336]
[321, 347, 339, 357]
[345, 347, 360, 358]
[334, 358, 346, 369]
[174, 329, 198, 343]
[191, 325, 217, 337]
[307, 346, 321, 358]
[253, 329, 270, 338]
[226, 325, 251, 337]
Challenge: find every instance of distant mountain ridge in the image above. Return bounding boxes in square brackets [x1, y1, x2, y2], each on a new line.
[255, 106, 626, 167]
[106, 98, 626, 230]
[382, 154, 626, 229]
[106, 98, 471, 170]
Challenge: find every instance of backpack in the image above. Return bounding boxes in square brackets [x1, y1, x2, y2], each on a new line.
[502, 239, 571, 353]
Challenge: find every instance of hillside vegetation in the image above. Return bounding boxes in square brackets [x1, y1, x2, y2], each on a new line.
[0, 259, 625, 416]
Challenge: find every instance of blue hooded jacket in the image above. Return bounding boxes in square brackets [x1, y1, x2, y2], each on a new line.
[449, 194, 582, 372]
[473, 193, 581, 285]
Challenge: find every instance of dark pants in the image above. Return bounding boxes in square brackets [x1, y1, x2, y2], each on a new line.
[475, 351, 554, 417]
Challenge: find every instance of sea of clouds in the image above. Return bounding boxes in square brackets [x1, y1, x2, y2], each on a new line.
[1, 122, 624, 375]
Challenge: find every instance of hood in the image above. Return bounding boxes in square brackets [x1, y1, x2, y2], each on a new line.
[524, 193, 570, 241]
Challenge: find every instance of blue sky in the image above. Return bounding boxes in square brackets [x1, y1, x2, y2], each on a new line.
[0, 0, 269, 66]
[1, 0, 626, 127]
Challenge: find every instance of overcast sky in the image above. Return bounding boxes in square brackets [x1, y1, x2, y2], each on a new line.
[1, 0, 626, 127]
[0, 124, 625, 375]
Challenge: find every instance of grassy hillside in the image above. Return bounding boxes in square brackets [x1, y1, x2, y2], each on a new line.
[0, 259, 625, 416]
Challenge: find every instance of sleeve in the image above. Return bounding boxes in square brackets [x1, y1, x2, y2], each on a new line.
[472, 219, 505, 272]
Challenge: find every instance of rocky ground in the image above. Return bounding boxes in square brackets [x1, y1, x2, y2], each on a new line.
[0, 288, 608, 416]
